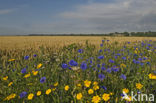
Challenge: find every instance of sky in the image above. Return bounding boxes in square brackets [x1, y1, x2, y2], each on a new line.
[0, 0, 156, 35]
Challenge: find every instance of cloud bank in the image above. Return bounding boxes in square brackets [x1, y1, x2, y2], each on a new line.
[57, 0, 156, 33]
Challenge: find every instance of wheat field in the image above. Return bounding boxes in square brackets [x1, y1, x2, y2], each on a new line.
[0, 36, 156, 50]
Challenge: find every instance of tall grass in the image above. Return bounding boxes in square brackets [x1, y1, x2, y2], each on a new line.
[0, 38, 156, 103]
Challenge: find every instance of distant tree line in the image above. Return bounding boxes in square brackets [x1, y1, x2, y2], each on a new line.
[28, 31, 156, 37]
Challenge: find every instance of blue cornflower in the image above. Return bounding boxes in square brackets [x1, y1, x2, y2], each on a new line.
[98, 55, 104, 59]
[106, 68, 112, 73]
[19, 91, 27, 98]
[26, 65, 28, 68]
[120, 74, 126, 80]
[146, 47, 150, 50]
[114, 56, 118, 59]
[100, 44, 103, 47]
[128, 42, 130, 44]
[140, 62, 144, 66]
[134, 54, 137, 56]
[107, 49, 110, 52]
[136, 61, 140, 64]
[98, 74, 105, 81]
[116, 53, 121, 56]
[80, 62, 87, 70]
[101, 86, 107, 90]
[141, 43, 145, 46]
[123, 46, 126, 48]
[147, 62, 150, 65]
[93, 68, 96, 71]
[102, 63, 105, 66]
[61, 63, 68, 69]
[86, 59, 89, 62]
[101, 67, 106, 71]
[138, 58, 142, 61]
[68, 67, 72, 70]
[97, 64, 100, 68]
[78, 49, 83, 53]
[69, 60, 78, 66]
[122, 57, 126, 60]
[133, 59, 136, 63]
[143, 57, 147, 60]
[111, 67, 119, 72]
[40, 77, 46, 83]
[109, 59, 114, 63]
[24, 56, 29, 60]
[90, 57, 94, 59]
[121, 93, 125, 97]
[12, 69, 16, 72]
[99, 49, 102, 53]
[89, 65, 92, 68]
[140, 53, 143, 56]
[33, 54, 37, 57]
[90, 60, 93, 64]
[102, 40, 105, 43]
[148, 44, 152, 46]
[21, 68, 26, 74]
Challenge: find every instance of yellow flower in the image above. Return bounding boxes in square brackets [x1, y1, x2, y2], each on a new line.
[8, 59, 15, 61]
[134, 50, 138, 54]
[4, 93, 16, 101]
[84, 80, 91, 87]
[8, 82, 13, 87]
[37, 91, 41, 96]
[148, 73, 156, 79]
[52, 88, 56, 91]
[64, 85, 69, 91]
[120, 63, 126, 68]
[3, 76, 8, 81]
[93, 81, 98, 85]
[76, 93, 82, 100]
[136, 83, 143, 89]
[77, 83, 82, 87]
[24, 73, 30, 78]
[123, 88, 129, 93]
[92, 95, 101, 103]
[32, 70, 38, 76]
[37, 63, 42, 69]
[28, 93, 34, 100]
[110, 92, 113, 95]
[10, 93, 16, 99]
[102, 93, 110, 102]
[88, 89, 94, 94]
[54, 82, 58, 86]
[46, 89, 52, 95]
[93, 85, 99, 91]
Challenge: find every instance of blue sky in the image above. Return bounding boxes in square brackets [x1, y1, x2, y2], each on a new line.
[0, 0, 156, 35]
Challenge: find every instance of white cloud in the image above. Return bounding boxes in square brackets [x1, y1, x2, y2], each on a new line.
[56, 0, 156, 33]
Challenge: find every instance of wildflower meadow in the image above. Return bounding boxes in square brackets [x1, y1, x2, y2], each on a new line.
[0, 39, 156, 103]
